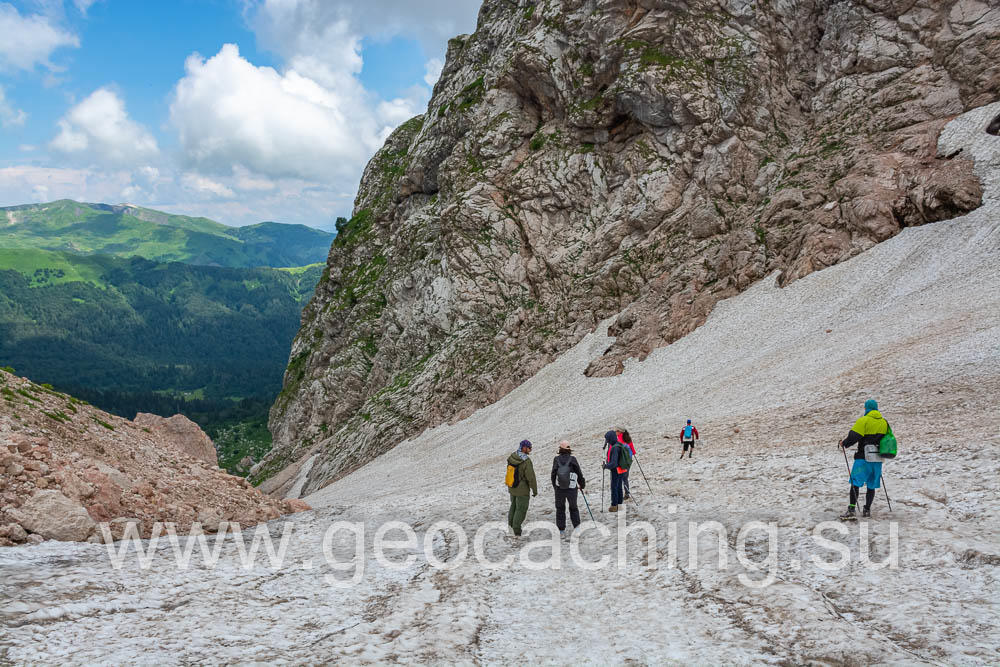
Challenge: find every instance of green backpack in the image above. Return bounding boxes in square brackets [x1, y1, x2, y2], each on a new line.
[878, 424, 897, 459]
[618, 445, 633, 470]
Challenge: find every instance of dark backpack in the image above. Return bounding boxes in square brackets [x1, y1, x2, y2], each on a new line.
[556, 457, 572, 488]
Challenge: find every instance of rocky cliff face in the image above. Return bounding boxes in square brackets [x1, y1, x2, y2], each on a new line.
[260, 0, 996, 496]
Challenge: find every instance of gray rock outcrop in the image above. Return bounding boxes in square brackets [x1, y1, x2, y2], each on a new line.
[260, 0, 996, 496]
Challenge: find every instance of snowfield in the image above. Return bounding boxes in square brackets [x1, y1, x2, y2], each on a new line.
[2, 107, 999, 665]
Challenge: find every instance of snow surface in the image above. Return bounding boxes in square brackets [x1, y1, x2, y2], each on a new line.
[2, 107, 999, 665]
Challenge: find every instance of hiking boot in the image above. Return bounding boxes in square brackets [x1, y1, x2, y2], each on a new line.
[608, 505, 619, 513]
[688, 453, 693, 458]
[559, 529, 566, 538]
[839, 507, 857, 521]
[623, 494, 631, 502]
[862, 507, 871, 518]
[679, 453, 684, 460]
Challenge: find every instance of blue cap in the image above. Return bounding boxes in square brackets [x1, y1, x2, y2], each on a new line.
[687, 419, 691, 424]
[864, 399, 878, 413]
[519, 439, 532, 450]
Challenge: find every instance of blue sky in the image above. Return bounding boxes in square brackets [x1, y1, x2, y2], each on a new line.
[0, 0, 480, 228]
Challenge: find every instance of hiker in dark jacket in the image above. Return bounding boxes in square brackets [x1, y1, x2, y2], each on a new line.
[507, 439, 538, 536]
[839, 399, 888, 520]
[617, 428, 636, 501]
[550, 441, 586, 534]
[603, 430, 625, 512]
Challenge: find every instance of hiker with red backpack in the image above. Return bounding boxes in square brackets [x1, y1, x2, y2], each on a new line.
[505, 439, 538, 537]
[551, 441, 586, 535]
[616, 428, 636, 501]
[603, 430, 633, 512]
[679, 420, 699, 459]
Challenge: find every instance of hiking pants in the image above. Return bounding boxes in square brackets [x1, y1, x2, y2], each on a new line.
[850, 486, 877, 509]
[682, 440, 695, 455]
[508, 494, 530, 536]
[609, 469, 624, 507]
[622, 471, 631, 497]
[554, 487, 580, 530]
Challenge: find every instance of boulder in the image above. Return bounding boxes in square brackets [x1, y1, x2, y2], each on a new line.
[196, 509, 222, 533]
[0, 523, 28, 543]
[134, 413, 218, 465]
[14, 490, 96, 541]
[283, 499, 312, 514]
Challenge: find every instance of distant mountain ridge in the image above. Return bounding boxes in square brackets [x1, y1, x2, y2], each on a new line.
[0, 250, 324, 474]
[0, 250, 322, 400]
[0, 200, 333, 475]
[0, 199, 334, 268]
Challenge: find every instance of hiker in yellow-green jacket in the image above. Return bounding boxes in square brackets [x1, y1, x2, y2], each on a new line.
[506, 439, 538, 537]
[839, 399, 888, 520]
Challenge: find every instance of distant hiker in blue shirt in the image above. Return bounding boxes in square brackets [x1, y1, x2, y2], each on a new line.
[679, 420, 699, 459]
[839, 399, 888, 520]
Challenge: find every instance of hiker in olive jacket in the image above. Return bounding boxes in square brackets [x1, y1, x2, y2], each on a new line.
[507, 439, 538, 536]
[839, 399, 888, 520]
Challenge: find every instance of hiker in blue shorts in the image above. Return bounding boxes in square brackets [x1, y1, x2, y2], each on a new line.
[839, 399, 888, 520]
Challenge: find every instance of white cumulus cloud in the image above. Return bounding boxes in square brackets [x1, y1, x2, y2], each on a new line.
[167, 2, 481, 198]
[249, 0, 480, 57]
[424, 57, 444, 87]
[50, 87, 159, 164]
[0, 3, 79, 72]
[1, 0, 480, 225]
[181, 172, 235, 199]
[0, 165, 133, 204]
[170, 43, 403, 183]
[0, 85, 27, 127]
[73, 0, 99, 15]
[232, 165, 276, 191]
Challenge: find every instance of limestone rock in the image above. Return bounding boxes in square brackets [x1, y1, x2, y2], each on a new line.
[282, 499, 312, 514]
[15, 490, 96, 541]
[0, 523, 27, 543]
[255, 0, 993, 496]
[196, 509, 222, 533]
[134, 413, 218, 465]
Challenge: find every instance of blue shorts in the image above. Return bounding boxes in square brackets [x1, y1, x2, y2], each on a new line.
[850, 459, 882, 489]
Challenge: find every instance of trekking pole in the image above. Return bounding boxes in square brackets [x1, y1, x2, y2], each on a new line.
[881, 476, 893, 512]
[601, 465, 606, 513]
[841, 442, 852, 476]
[579, 488, 596, 522]
[624, 479, 639, 508]
[631, 451, 654, 494]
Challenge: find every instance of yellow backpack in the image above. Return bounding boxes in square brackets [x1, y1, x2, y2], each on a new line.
[505, 461, 522, 488]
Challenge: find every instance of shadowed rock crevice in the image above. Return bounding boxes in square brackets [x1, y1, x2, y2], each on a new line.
[987, 113, 1000, 135]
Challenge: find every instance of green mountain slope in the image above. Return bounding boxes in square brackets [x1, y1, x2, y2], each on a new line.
[0, 250, 321, 394]
[0, 200, 334, 268]
[0, 250, 323, 473]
